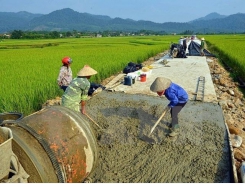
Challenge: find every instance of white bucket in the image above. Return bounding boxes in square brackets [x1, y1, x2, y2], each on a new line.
[127, 73, 138, 79]
[141, 70, 152, 78]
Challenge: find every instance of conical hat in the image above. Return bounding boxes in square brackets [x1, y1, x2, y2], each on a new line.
[150, 77, 172, 92]
[201, 37, 205, 40]
[77, 65, 97, 77]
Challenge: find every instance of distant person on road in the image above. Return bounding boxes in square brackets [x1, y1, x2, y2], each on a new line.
[57, 56, 73, 91]
[150, 77, 188, 137]
[200, 37, 205, 56]
[191, 35, 196, 40]
[182, 36, 187, 53]
[61, 65, 97, 114]
[178, 36, 184, 45]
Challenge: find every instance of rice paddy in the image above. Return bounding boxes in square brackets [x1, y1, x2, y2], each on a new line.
[1, 34, 245, 116]
[0, 36, 173, 115]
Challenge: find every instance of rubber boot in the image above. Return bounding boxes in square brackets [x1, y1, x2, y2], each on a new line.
[166, 122, 172, 128]
[169, 124, 180, 137]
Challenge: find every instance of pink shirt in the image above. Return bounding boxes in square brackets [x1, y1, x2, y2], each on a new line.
[57, 66, 72, 86]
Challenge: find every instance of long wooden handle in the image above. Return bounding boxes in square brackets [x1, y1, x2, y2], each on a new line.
[148, 108, 168, 136]
[85, 113, 103, 129]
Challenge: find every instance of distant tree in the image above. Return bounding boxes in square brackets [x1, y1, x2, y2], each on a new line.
[11, 30, 24, 39]
[180, 30, 194, 35]
[66, 31, 72, 37]
[73, 30, 78, 36]
[49, 31, 60, 38]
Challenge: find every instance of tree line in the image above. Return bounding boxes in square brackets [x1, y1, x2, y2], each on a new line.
[2, 29, 238, 40]
[1, 29, 196, 39]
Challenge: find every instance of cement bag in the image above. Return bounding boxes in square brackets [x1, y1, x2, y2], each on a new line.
[0, 127, 13, 180]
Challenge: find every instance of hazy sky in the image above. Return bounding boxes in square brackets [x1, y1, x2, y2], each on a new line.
[0, 0, 244, 23]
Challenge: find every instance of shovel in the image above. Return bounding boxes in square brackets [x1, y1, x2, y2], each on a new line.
[148, 107, 169, 136]
[85, 113, 103, 130]
[85, 113, 113, 136]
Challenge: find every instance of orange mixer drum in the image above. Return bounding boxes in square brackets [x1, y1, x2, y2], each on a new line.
[3, 106, 98, 183]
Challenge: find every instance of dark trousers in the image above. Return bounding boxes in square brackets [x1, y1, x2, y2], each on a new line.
[60, 85, 68, 92]
[170, 102, 187, 127]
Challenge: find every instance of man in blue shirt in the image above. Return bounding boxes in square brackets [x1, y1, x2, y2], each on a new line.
[150, 77, 188, 137]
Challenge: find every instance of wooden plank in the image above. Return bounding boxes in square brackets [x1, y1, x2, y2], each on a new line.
[105, 73, 125, 88]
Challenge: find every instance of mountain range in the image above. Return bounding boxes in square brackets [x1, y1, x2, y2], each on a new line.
[0, 8, 245, 34]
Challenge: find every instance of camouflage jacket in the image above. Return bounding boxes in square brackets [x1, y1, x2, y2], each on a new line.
[61, 77, 90, 112]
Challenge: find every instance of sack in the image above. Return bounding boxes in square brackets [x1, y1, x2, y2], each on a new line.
[123, 62, 142, 74]
[88, 83, 105, 96]
[128, 62, 136, 67]
[177, 48, 187, 58]
[170, 43, 187, 58]
[123, 66, 134, 74]
[136, 63, 143, 69]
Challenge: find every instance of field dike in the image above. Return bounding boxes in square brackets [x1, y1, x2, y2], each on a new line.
[86, 90, 232, 183]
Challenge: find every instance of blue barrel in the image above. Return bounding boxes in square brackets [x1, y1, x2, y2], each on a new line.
[124, 76, 132, 86]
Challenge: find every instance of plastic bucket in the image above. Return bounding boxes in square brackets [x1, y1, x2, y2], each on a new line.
[127, 73, 136, 84]
[140, 74, 146, 82]
[0, 127, 13, 180]
[127, 73, 137, 79]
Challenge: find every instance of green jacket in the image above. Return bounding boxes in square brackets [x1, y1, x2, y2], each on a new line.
[200, 40, 205, 49]
[61, 77, 90, 112]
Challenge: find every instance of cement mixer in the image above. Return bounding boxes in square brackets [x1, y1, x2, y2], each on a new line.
[0, 106, 98, 183]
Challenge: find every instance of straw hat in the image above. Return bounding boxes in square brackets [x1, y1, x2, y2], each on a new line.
[150, 77, 172, 92]
[201, 38, 205, 41]
[77, 65, 97, 77]
[142, 66, 150, 72]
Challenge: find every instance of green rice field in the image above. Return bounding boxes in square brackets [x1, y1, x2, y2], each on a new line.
[0, 36, 174, 115]
[202, 34, 245, 80]
[1, 35, 245, 116]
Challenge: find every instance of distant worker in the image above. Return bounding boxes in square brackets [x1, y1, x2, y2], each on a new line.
[182, 36, 187, 53]
[191, 35, 196, 40]
[57, 56, 73, 91]
[150, 77, 188, 137]
[200, 37, 205, 56]
[61, 65, 97, 114]
[178, 36, 184, 45]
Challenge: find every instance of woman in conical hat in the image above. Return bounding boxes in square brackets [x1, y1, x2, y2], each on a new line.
[150, 77, 188, 137]
[200, 37, 205, 56]
[62, 65, 97, 114]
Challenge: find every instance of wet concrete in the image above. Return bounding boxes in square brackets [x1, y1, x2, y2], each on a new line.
[86, 91, 232, 183]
